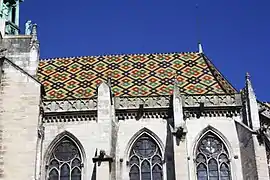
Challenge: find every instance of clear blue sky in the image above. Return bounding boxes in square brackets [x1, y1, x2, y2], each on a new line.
[20, 0, 270, 101]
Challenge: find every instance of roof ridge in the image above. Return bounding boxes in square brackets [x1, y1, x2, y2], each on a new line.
[40, 51, 199, 61]
[202, 54, 238, 94]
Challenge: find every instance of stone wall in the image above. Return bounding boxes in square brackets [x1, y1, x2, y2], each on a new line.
[41, 116, 169, 180]
[2, 35, 39, 76]
[115, 117, 168, 180]
[42, 121, 106, 180]
[184, 116, 244, 180]
[0, 60, 40, 180]
[236, 121, 258, 180]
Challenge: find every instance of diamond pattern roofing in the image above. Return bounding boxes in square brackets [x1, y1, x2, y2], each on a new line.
[37, 52, 237, 100]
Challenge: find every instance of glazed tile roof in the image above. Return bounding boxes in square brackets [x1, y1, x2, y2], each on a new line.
[37, 52, 237, 100]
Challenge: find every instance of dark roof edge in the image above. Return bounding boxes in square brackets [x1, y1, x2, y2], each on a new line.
[3, 57, 41, 85]
[201, 53, 238, 93]
[40, 51, 199, 61]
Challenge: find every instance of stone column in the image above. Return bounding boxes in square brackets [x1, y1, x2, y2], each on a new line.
[173, 80, 189, 179]
[97, 82, 113, 180]
[35, 124, 44, 180]
[29, 24, 39, 76]
[245, 73, 269, 179]
[97, 162, 111, 180]
[173, 91, 184, 128]
[15, 2, 19, 28]
[245, 73, 260, 130]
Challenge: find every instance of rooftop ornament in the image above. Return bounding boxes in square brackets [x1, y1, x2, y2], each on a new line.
[25, 20, 32, 35]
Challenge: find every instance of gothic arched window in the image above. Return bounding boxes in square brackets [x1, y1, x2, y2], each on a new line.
[129, 134, 163, 180]
[47, 137, 82, 180]
[196, 132, 231, 180]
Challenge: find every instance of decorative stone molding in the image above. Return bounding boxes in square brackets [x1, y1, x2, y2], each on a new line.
[43, 98, 97, 113]
[114, 96, 170, 109]
[184, 108, 241, 119]
[41, 94, 246, 121]
[182, 94, 242, 107]
[116, 110, 169, 121]
[37, 125, 45, 139]
[258, 102, 270, 119]
[43, 113, 97, 123]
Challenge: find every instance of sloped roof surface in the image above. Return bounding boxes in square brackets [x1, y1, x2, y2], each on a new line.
[37, 52, 237, 100]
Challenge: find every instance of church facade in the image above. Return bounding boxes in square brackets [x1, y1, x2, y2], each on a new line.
[0, 1, 270, 180]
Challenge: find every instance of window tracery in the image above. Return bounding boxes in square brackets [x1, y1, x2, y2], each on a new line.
[47, 137, 82, 180]
[129, 134, 163, 180]
[196, 132, 231, 180]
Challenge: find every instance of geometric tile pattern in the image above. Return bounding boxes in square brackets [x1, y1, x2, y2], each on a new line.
[37, 52, 237, 100]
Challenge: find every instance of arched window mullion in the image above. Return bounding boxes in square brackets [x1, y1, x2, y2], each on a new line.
[196, 162, 207, 167]
[219, 163, 231, 180]
[197, 163, 207, 180]
[196, 132, 231, 180]
[129, 133, 163, 180]
[47, 136, 82, 180]
[129, 164, 140, 180]
[151, 163, 162, 170]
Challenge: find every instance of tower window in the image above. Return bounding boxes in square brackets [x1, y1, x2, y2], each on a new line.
[11, 7, 16, 23]
[196, 132, 231, 180]
[129, 134, 163, 180]
[47, 137, 82, 180]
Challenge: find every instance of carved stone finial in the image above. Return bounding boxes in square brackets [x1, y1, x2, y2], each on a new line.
[246, 72, 250, 80]
[25, 20, 32, 35]
[31, 23, 38, 37]
[198, 43, 204, 54]
[31, 24, 38, 42]
[30, 23, 39, 48]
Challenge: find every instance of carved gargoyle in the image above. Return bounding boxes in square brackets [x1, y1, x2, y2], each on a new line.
[0, 47, 7, 58]
[256, 126, 267, 145]
[171, 124, 187, 140]
[92, 149, 113, 166]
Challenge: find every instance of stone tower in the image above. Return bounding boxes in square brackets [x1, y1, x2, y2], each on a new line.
[0, 0, 22, 35]
[0, 1, 43, 180]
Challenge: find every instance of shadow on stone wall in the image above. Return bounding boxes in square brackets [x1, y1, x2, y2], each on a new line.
[165, 121, 176, 180]
[91, 149, 97, 180]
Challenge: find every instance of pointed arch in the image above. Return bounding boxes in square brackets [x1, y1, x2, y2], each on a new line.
[192, 125, 233, 158]
[125, 127, 165, 158]
[45, 131, 86, 164]
[126, 128, 164, 180]
[194, 126, 231, 180]
[44, 131, 85, 180]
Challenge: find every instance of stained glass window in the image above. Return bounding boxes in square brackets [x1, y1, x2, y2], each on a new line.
[196, 132, 231, 180]
[47, 137, 82, 180]
[129, 134, 163, 180]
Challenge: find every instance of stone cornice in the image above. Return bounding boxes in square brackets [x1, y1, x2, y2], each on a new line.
[42, 94, 243, 114]
[43, 98, 97, 113]
[114, 96, 171, 109]
[258, 102, 270, 120]
[182, 94, 242, 108]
